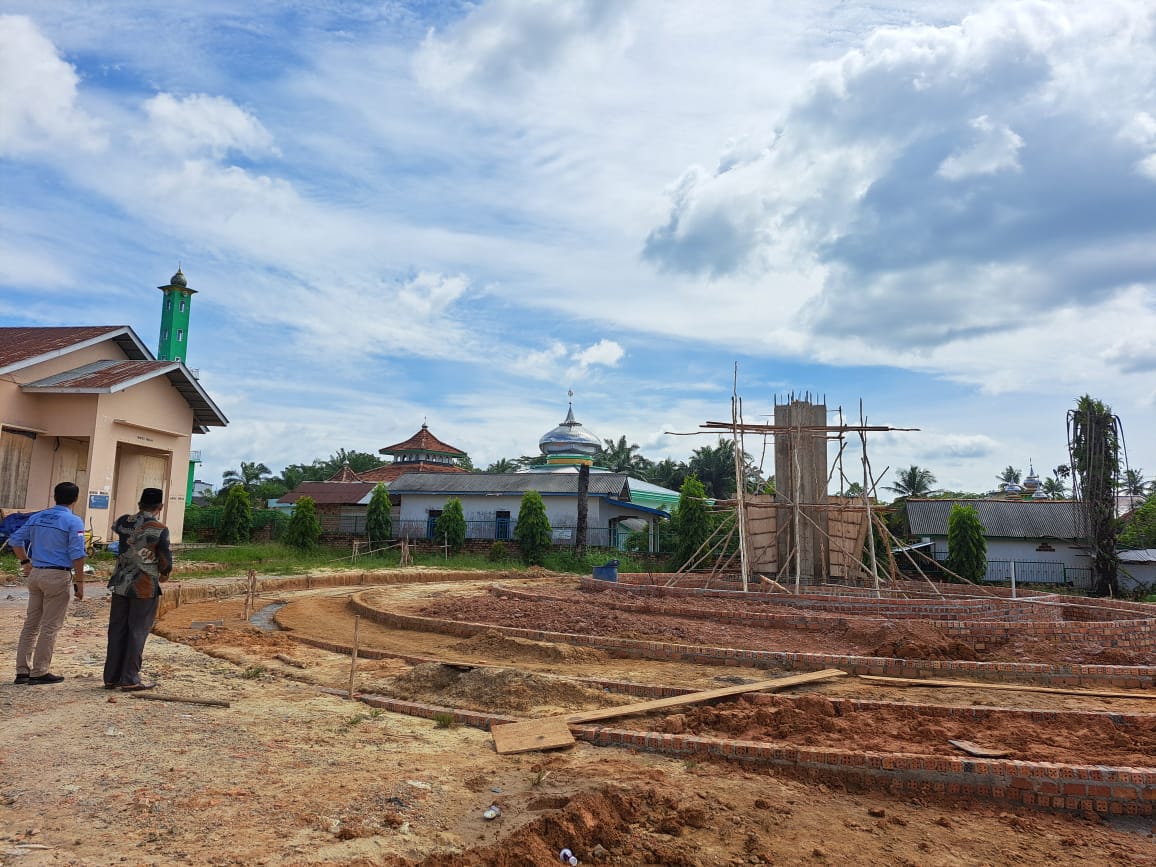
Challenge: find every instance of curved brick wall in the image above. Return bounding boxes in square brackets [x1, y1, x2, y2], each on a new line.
[347, 588, 1156, 689]
[152, 569, 1153, 817]
[578, 577, 1156, 651]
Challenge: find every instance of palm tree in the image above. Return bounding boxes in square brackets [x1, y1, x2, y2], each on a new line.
[1041, 477, 1067, 499]
[1068, 395, 1121, 597]
[485, 458, 519, 473]
[645, 458, 687, 492]
[996, 465, 1022, 487]
[688, 439, 737, 499]
[1119, 468, 1150, 496]
[885, 465, 938, 499]
[599, 435, 651, 478]
[221, 461, 272, 491]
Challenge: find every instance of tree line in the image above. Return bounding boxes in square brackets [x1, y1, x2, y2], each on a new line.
[212, 437, 776, 505]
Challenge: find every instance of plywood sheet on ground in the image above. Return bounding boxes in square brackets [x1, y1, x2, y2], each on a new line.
[491, 717, 575, 754]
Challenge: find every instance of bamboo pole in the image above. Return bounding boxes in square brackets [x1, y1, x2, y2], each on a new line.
[858, 401, 880, 596]
[731, 370, 751, 593]
[347, 615, 360, 699]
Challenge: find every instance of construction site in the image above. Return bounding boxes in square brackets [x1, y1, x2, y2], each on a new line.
[3, 398, 1154, 865]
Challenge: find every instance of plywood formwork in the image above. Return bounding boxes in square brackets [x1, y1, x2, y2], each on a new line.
[774, 398, 829, 584]
[746, 494, 869, 582]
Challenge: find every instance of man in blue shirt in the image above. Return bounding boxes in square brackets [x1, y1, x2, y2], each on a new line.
[10, 481, 87, 685]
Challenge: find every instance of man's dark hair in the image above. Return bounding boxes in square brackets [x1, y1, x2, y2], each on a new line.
[53, 481, 80, 505]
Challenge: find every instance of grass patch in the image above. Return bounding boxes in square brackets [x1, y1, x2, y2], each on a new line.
[119, 540, 670, 581]
[241, 665, 267, 679]
[432, 711, 457, 729]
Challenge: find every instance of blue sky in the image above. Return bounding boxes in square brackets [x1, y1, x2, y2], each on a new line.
[2, 0, 1153, 496]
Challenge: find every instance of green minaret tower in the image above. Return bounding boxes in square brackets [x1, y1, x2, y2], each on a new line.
[157, 267, 197, 362]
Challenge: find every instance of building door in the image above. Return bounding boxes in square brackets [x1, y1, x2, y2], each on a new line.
[495, 510, 511, 541]
[139, 455, 168, 494]
[426, 509, 442, 539]
[50, 438, 89, 501]
[0, 428, 35, 509]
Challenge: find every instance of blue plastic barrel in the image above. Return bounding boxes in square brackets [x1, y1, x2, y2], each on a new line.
[592, 560, 619, 582]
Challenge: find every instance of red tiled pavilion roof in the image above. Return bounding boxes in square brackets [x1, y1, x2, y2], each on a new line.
[379, 423, 466, 457]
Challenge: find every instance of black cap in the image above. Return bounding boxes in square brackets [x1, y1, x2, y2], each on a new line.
[140, 488, 165, 508]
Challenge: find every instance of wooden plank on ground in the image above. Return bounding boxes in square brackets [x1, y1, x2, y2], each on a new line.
[492, 717, 575, 754]
[949, 739, 1012, 758]
[126, 693, 231, 708]
[858, 674, 1156, 701]
[563, 668, 848, 725]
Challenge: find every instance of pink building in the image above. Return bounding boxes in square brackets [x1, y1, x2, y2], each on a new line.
[0, 325, 227, 543]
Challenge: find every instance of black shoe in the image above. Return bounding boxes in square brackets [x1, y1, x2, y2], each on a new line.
[102, 682, 119, 690]
[27, 673, 65, 685]
[14, 674, 29, 685]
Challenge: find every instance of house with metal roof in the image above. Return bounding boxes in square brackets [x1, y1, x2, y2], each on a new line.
[389, 471, 668, 549]
[0, 284, 228, 544]
[905, 499, 1097, 586]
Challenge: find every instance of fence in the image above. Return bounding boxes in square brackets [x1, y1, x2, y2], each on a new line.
[396, 520, 631, 550]
[933, 553, 1093, 589]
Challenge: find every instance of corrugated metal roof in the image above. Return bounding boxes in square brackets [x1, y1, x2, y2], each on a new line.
[1119, 549, 1156, 564]
[389, 472, 631, 498]
[23, 359, 175, 389]
[22, 359, 228, 429]
[906, 499, 1084, 540]
[0, 326, 149, 373]
[279, 481, 379, 505]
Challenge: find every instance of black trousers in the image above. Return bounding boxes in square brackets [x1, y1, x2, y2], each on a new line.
[103, 594, 159, 687]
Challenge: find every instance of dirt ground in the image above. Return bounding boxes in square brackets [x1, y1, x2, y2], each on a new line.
[3, 572, 1156, 866]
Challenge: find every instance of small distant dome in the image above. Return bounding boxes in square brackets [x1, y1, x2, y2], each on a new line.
[1002, 483, 1023, 494]
[1032, 489, 1050, 499]
[169, 268, 187, 287]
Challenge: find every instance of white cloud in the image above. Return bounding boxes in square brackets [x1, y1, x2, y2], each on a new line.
[413, 0, 632, 99]
[396, 272, 470, 318]
[141, 93, 276, 159]
[573, 338, 624, 368]
[937, 115, 1024, 180]
[0, 15, 104, 155]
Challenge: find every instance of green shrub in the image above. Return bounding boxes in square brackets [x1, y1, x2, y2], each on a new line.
[366, 483, 392, 547]
[283, 496, 322, 551]
[946, 504, 987, 584]
[218, 485, 253, 545]
[514, 490, 552, 565]
[488, 541, 507, 562]
[433, 498, 467, 553]
[671, 476, 710, 570]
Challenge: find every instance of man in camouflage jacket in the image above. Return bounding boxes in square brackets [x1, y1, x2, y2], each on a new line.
[103, 488, 172, 690]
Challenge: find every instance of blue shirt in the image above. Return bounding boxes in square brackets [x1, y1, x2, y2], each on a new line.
[9, 505, 86, 568]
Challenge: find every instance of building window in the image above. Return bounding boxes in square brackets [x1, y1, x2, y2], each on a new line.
[179, 298, 186, 312]
[162, 329, 168, 341]
[177, 329, 183, 341]
[166, 298, 172, 310]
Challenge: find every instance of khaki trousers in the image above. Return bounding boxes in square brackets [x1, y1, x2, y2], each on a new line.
[15, 568, 73, 677]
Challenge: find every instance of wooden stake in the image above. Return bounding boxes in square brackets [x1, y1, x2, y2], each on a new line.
[127, 693, 230, 708]
[347, 615, 360, 699]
